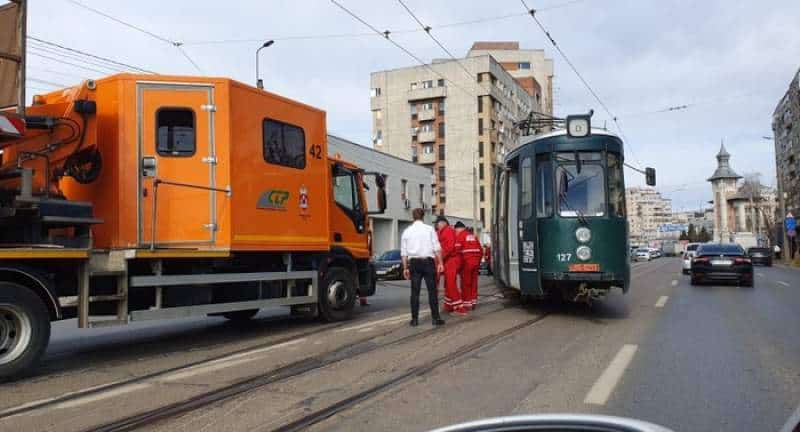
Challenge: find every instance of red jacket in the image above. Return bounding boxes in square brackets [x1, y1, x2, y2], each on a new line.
[437, 225, 461, 261]
[460, 231, 483, 259]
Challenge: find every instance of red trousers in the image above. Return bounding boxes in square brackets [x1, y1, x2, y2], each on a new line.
[460, 256, 481, 310]
[441, 257, 463, 311]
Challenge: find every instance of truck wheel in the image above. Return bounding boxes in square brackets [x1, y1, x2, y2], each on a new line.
[318, 267, 356, 322]
[215, 309, 259, 322]
[0, 282, 51, 380]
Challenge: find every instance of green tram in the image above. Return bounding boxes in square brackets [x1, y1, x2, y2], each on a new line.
[492, 116, 655, 303]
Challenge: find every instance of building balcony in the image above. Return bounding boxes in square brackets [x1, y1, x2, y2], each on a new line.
[370, 97, 382, 111]
[418, 109, 436, 122]
[418, 152, 436, 164]
[408, 86, 447, 101]
[418, 130, 436, 143]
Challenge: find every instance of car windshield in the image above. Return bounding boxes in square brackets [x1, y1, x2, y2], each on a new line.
[556, 154, 606, 217]
[697, 244, 745, 256]
[379, 250, 400, 261]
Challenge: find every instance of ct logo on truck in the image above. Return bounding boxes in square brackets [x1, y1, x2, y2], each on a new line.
[257, 190, 290, 211]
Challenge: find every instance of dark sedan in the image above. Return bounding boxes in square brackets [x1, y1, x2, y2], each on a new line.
[746, 247, 773, 266]
[690, 243, 753, 287]
[373, 249, 403, 280]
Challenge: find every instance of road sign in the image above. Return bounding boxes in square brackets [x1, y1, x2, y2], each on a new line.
[786, 213, 797, 232]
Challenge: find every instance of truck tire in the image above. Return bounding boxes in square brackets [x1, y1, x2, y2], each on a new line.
[215, 309, 259, 322]
[318, 267, 356, 322]
[0, 282, 51, 380]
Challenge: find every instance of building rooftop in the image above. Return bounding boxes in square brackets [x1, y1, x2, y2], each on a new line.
[470, 41, 520, 51]
[708, 143, 742, 181]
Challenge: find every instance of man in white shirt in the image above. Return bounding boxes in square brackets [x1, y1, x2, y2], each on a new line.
[401, 208, 446, 327]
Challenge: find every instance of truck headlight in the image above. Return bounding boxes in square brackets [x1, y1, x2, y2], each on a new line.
[576, 246, 592, 261]
[575, 227, 591, 243]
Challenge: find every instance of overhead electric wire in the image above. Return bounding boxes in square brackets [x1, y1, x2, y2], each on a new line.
[28, 51, 114, 75]
[27, 36, 155, 74]
[518, 0, 643, 168]
[328, 0, 473, 98]
[64, 0, 202, 73]
[183, 0, 592, 46]
[28, 77, 69, 88]
[28, 43, 126, 74]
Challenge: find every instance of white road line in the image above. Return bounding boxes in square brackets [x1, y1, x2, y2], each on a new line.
[670, 280, 678, 287]
[757, 272, 765, 277]
[777, 281, 790, 287]
[334, 314, 411, 332]
[584, 344, 638, 405]
[655, 296, 668, 308]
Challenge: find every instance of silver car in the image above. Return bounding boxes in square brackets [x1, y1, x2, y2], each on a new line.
[682, 242, 701, 274]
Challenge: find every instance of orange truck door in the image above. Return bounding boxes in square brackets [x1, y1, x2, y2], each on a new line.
[331, 164, 369, 258]
[138, 83, 217, 247]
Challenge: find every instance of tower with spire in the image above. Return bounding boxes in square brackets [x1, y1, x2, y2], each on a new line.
[707, 141, 742, 242]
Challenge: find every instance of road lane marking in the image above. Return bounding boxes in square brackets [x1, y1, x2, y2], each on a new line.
[777, 281, 790, 287]
[655, 296, 668, 308]
[670, 280, 678, 287]
[757, 272, 765, 277]
[584, 344, 638, 405]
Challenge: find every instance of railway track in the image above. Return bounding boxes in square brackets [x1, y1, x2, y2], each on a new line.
[81, 300, 524, 432]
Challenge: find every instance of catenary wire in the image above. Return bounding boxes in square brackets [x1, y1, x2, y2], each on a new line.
[27, 36, 155, 74]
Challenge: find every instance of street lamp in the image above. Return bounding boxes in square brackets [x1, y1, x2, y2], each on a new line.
[255, 40, 274, 90]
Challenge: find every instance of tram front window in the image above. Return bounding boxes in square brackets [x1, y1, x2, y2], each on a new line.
[556, 156, 606, 217]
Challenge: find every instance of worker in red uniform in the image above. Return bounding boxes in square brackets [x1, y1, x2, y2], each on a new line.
[435, 216, 465, 315]
[458, 224, 483, 312]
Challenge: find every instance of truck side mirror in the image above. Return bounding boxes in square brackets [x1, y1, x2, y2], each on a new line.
[645, 167, 656, 186]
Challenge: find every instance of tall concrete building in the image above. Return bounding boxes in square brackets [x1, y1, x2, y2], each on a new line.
[369, 41, 553, 235]
[626, 187, 673, 246]
[772, 68, 800, 222]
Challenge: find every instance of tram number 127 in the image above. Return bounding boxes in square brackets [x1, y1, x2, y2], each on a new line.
[557, 253, 572, 262]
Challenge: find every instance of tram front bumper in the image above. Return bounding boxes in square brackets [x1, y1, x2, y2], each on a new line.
[543, 272, 622, 282]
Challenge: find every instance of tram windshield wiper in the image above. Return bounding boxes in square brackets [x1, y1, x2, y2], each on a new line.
[559, 189, 589, 226]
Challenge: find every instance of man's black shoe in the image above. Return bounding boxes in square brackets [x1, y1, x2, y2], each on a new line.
[410, 318, 419, 327]
[432, 318, 445, 326]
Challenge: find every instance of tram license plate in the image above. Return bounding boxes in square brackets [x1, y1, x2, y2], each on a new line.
[569, 263, 600, 272]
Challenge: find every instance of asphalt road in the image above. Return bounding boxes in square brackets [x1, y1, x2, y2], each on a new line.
[1, 259, 798, 432]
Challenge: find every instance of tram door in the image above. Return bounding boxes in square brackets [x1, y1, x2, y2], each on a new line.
[508, 169, 520, 288]
[493, 168, 510, 287]
[518, 156, 542, 296]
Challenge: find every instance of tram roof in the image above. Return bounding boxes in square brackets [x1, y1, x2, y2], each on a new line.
[508, 128, 624, 160]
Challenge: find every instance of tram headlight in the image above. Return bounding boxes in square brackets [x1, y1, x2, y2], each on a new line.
[576, 246, 592, 261]
[575, 227, 591, 243]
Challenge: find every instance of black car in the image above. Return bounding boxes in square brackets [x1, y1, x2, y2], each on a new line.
[746, 247, 773, 267]
[373, 249, 403, 280]
[690, 243, 753, 287]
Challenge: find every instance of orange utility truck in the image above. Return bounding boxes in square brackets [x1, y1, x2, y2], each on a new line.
[0, 74, 386, 378]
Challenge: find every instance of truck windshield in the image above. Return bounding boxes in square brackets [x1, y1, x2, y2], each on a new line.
[556, 153, 606, 217]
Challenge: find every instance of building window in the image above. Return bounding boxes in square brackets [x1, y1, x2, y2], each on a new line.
[423, 144, 434, 154]
[410, 104, 417, 115]
[478, 96, 483, 113]
[491, 142, 496, 156]
[439, 101, 445, 113]
[374, 109, 382, 120]
[437, 78, 445, 87]
[422, 80, 434, 88]
[412, 146, 418, 162]
[438, 122, 445, 138]
[421, 123, 434, 132]
[518, 62, 531, 69]
[438, 166, 445, 181]
[419, 184, 425, 205]
[479, 163, 484, 180]
[370, 87, 381, 97]
[480, 186, 485, 202]
[477, 73, 483, 83]
[478, 118, 484, 135]
[373, 129, 383, 146]
[263, 118, 306, 169]
[410, 82, 418, 90]
[478, 142, 484, 158]
[422, 102, 434, 110]
[480, 207, 485, 227]
[156, 108, 196, 157]
[401, 179, 408, 200]
[439, 144, 445, 160]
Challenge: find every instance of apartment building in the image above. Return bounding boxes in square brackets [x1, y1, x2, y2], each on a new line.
[626, 187, 673, 245]
[773, 68, 800, 221]
[369, 42, 552, 235]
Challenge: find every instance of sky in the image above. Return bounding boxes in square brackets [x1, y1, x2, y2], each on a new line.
[14, 0, 800, 211]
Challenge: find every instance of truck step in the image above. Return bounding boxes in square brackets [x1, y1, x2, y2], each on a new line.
[59, 294, 127, 307]
[88, 319, 128, 328]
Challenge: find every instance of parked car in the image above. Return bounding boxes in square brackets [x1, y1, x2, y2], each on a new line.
[648, 248, 661, 259]
[373, 249, 403, 280]
[681, 243, 701, 274]
[690, 243, 753, 287]
[634, 249, 652, 262]
[746, 247, 773, 267]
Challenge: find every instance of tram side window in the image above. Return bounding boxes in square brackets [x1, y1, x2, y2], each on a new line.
[521, 157, 533, 219]
[536, 154, 553, 217]
[608, 153, 626, 217]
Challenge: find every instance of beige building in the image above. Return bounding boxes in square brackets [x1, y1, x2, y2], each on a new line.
[369, 41, 553, 234]
[626, 187, 673, 245]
